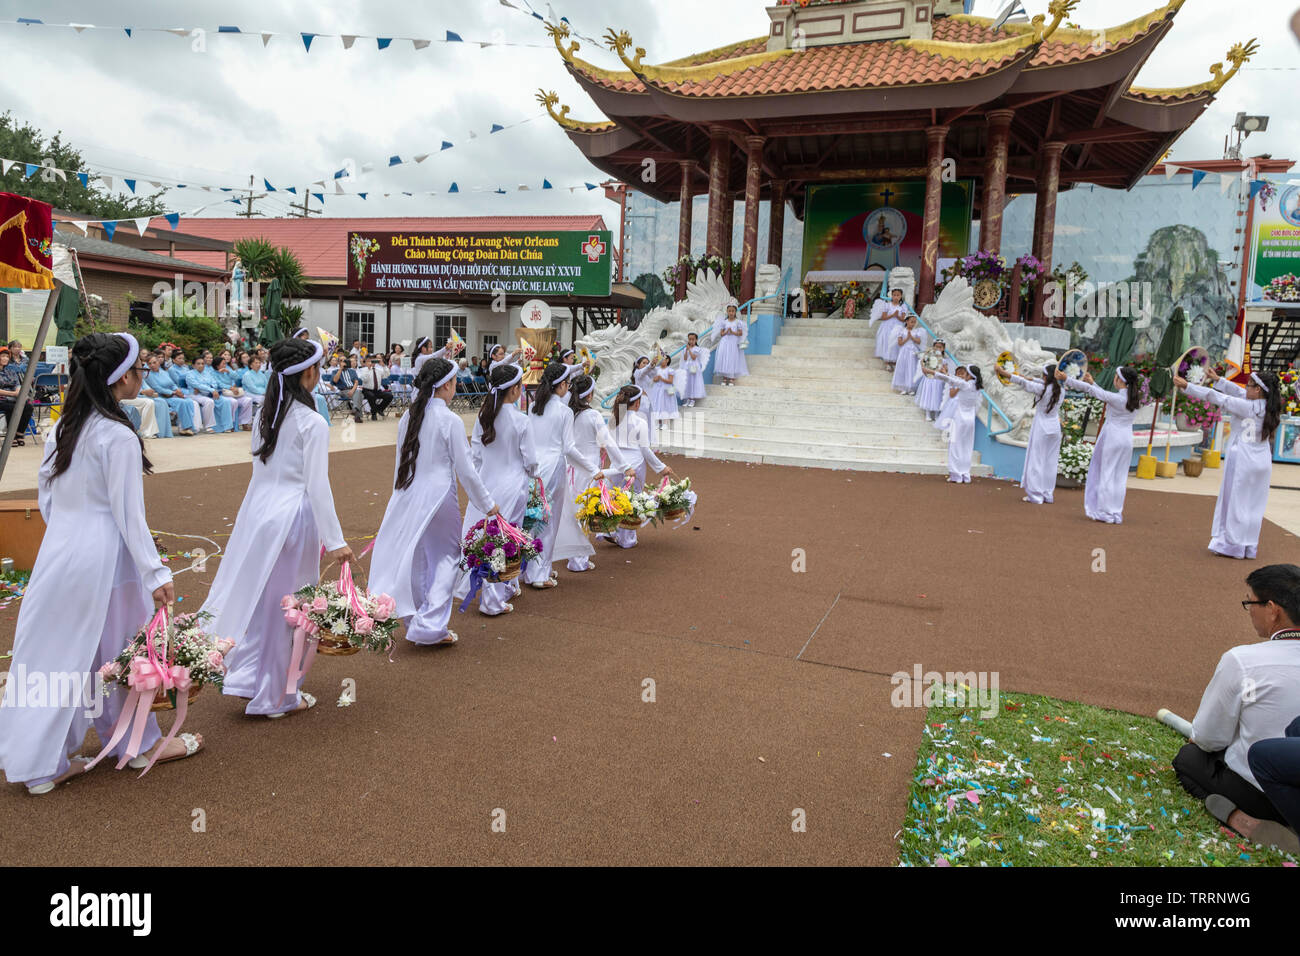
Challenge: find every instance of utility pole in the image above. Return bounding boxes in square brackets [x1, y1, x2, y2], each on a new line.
[235, 174, 266, 218]
[286, 188, 322, 218]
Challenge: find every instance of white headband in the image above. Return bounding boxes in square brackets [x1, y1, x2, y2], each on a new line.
[578, 381, 595, 399]
[107, 332, 139, 385]
[561, 349, 576, 361]
[272, 340, 324, 423]
[491, 365, 523, 393]
[625, 387, 643, 404]
[414, 336, 431, 353]
[433, 363, 458, 389]
[1251, 372, 1270, 394]
[552, 363, 576, 385]
[292, 328, 310, 340]
[1115, 368, 1128, 385]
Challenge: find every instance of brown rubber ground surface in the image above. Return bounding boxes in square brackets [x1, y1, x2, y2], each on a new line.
[1, 452, 1296, 865]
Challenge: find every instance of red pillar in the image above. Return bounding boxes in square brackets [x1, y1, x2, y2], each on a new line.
[768, 180, 786, 273]
[677, 161, 693, 300]
[1030, 141, 1066, 326]
[979, 109, 1014, 254]
[706, 128, 731, 260]
[916, 124, 949, 307]
[740, 135, 765, 303]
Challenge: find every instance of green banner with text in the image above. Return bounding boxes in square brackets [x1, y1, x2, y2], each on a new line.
[347, 230, 613, 296]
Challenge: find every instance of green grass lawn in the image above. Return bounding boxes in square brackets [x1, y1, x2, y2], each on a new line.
[899, 689, 1300, 867]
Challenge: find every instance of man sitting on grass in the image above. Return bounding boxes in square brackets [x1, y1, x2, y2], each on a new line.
[1174, 563, 1300, 853]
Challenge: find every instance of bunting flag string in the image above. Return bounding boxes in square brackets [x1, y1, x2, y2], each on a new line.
[0, 114, 545, 199]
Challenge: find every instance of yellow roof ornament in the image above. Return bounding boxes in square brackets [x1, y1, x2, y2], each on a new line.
[534, 89, 617, 133]
[604, 28, 646, 73]
[1031, 0, 1080, 43]
[1129, 37, 1259, 99]
[544, 20, 581, 62]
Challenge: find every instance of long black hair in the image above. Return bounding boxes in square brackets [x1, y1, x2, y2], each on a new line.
[965, 365, 984, 391]
[629, 356, 649, 384]
[49, 333, 151, 480]
[532, 362, 567, 416]
[254, 338, 319, 465]
[1257, 371, 1282, 445]
[569, 374, 594, 414]
[1039, 364, 1062, 415]
[477, 363, 520, 447]
[1118, 366, 1142, 412]
[611, 384, 640, 428]
[395, 357, 453, 491]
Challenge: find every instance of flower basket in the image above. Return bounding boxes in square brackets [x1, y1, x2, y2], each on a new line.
[653, 476, 696, 525]
[522, 477, 551, 536]
[619, 517, 644, 529]
[152, 682, 203, 712]
[286, 563, 400, 658]
[575, 481, 633, 534]
[460, 516, 541, 583]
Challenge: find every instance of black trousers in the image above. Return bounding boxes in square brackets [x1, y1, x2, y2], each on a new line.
[1173, 742, 1283, 821]
[0, 398, 33, 438]
[1248, 715, 1300, 835]
[362, 388, 392, 418]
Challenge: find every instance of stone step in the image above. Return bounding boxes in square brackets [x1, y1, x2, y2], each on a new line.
[659, 440, 992, 476]
[744, 355, 885, 376]
[691, 419, 947, 448]
[658, 430, 953, 464]
[769, 343, 882, 359]
[693, 393, 929, 418]
[777, 327, 876, 341]
[781, 318, 879, 332]
[687, 408, 947, 437]
[732, 376, 899, 395]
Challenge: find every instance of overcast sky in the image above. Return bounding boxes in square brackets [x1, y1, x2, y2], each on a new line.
[2, 0, 1296, 229]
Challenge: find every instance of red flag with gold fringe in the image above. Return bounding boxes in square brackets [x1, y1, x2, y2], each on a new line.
[1224, 306, 1250, 385]
[0, 191, 55, 290]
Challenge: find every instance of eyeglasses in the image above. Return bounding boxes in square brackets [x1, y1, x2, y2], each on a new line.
[1242, 600, 1268, 610]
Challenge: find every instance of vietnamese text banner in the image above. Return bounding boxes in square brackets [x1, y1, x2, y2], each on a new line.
[348, 230, 613, 296]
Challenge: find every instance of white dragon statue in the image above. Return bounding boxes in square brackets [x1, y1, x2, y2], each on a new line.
[921, 277, 1059, 441]
[577, 268, 735, 403]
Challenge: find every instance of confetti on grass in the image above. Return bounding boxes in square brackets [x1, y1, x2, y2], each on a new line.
[898, 689, 1300, 868]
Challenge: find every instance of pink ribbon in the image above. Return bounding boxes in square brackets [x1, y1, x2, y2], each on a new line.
[338, 561, 367, 619]
[284, 621, 319, 696]
[136, 664, 191, 777]
[494, 516, 533, 547]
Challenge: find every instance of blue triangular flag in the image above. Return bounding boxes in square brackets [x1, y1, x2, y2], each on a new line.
[77, 172, 89, 188]
[584, 182, 597, 190]
[176, 183, 187, 188]
[218, 26, 241, 34]
[124, 27, 131, 37]
[228, 198, 242, 205]
[333, 167, 348, 179]
[17, 18, 43, 25]
[495, 188, 507, 195]
[1191, 169, 1207, 189]
[164, 213, 180, 229]
[124, 179, 136, 193]
[542, 179, 553, 190]
[23, 163, 37, 179]
[1249, 180, 1265, 199]
[449, 183, 459, 193]
[285, 186, 297, 194]
[377, 37, 392, 50]
[219, 186, 232, 191]
[440, 141, 453, 151]
[358, 193, 368, 200]
[312, 193, 324, 203]
[490, 124, 504, 134]
[446, 31, 463, 42]
[103, 221, 118, 241]
[302, 33, 316, 51]
[389, 156, 402, 166]
[264, 179, 276, 191]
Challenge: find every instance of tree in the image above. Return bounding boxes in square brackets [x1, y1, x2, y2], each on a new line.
[0, 112, 166, 218]
[233, 237, 306, 297]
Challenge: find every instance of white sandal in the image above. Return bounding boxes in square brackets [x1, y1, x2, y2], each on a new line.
[26, 756, 90, 795]
[128, 732, 204, 768]
[481, 603, 514, 617]
[435, 631, 459, 646]
[267, 692, 316, 719]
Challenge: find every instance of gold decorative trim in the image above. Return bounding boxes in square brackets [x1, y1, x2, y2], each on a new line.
[546, 21, 643, 89]
[1129, 38, 1259, 98]
[534, 89, 618, 133]
[950, 0, 1183, 48]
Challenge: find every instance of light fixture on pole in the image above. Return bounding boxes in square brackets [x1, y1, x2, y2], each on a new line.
[1225, 112, 1269, 160]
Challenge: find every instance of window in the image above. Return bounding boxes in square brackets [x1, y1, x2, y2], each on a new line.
[435, 313, 467, 348]
[343, 311, 375, 351]
[481, 333, 499, 356]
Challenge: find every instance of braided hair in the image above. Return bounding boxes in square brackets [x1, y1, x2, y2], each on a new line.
[478, 363, 521, 447]
[396, 357, 454, 491]
[254, 338, 320, 465]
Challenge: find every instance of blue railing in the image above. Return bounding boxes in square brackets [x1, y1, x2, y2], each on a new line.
[909, 307, 1017, 439]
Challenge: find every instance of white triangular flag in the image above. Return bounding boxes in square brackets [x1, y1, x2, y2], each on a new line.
[360, 162, 374, 174]
[1163, 163, 1180, 180]
[413, 39, 430, 50]
[518, 184, 529, 191]
[52, 168, 66, 182]
[1219, 172, 1234, 195]
[261, 32, 273, 47]
[71, 24, 94, 33]
[0, 159, 13, 175]
[67, 220, 89, 235]
[342, 35, 357, 49]
[469, 131, 478, 140]
[413, 154, 429, 163]
[149, 181, 162, 189]
[166, 28, 189, 38]
[133, 217, 152, 237]
[100, 175, 114, 189]
[335, 180, 346, 194]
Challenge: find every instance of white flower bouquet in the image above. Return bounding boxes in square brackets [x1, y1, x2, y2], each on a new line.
[1058, 440, 1094, 482]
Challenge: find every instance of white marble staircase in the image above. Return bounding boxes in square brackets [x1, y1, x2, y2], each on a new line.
[657, 317, 992, 475]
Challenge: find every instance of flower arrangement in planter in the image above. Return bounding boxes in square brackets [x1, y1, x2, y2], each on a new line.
[1060, 395, 1103, 442]
[662, 254, 742, 298]
[1013, 254, 1046, 300]
[836, 280, 868, 316]
[803, 283, 835, 316]
[1278, 368, 1300, 417]
[1264, 274, 1299, 303]
[1058, 439, 1094, 484]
